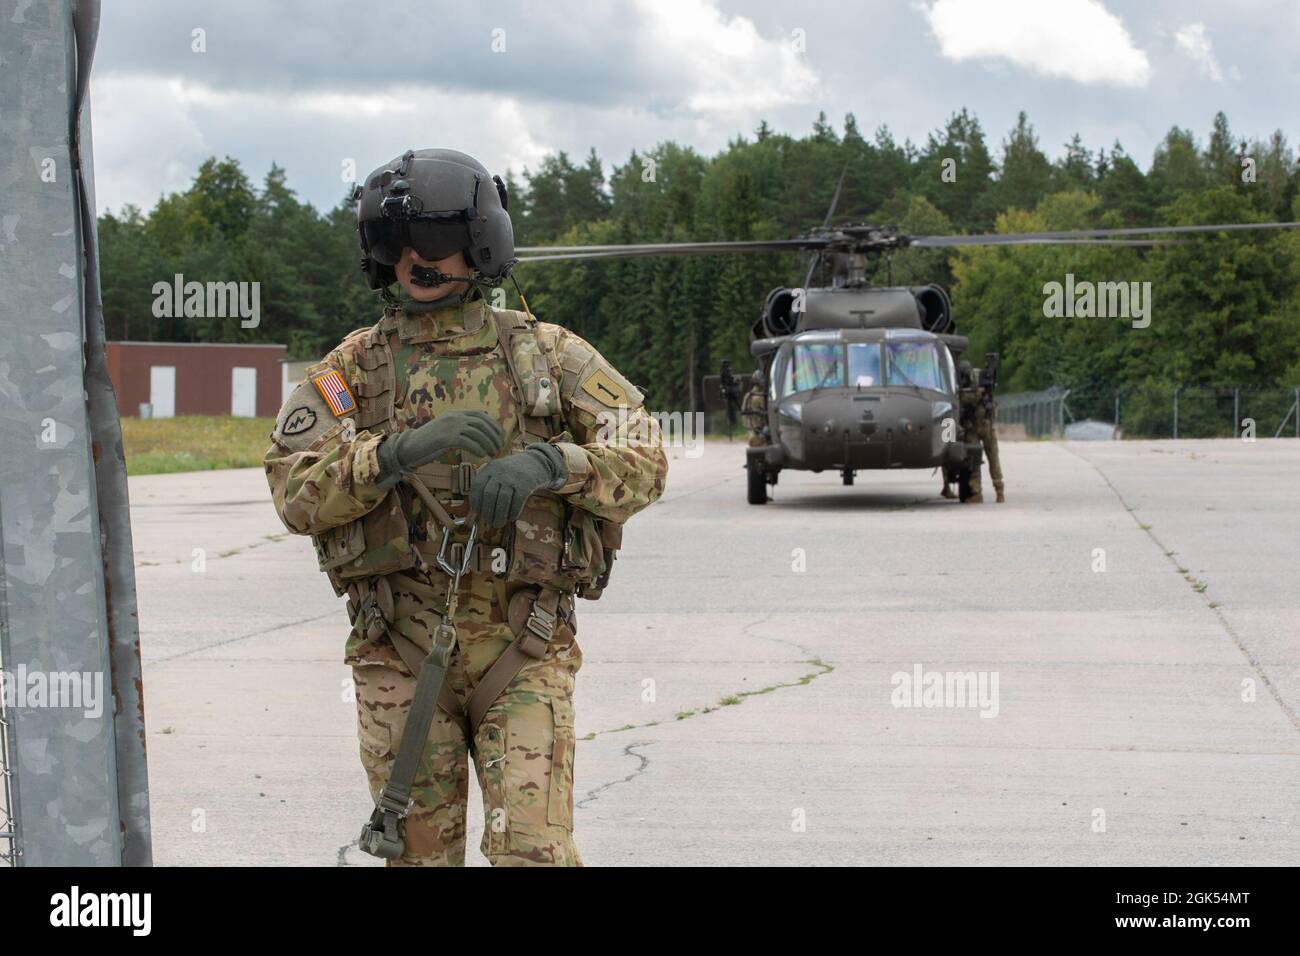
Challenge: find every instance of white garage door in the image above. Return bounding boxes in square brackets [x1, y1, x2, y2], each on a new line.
[149, 366, 175, 418]
[231, 366, 257, 417]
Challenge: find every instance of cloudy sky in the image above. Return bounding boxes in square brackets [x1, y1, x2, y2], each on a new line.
[90, 0, 1300, 215]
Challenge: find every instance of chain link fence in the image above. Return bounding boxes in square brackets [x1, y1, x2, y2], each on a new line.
[997, 384, 1300, 440]
[997, 386, 1072, 438]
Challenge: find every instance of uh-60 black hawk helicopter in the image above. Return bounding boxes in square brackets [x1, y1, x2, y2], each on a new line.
[513, 180, 1300, 506]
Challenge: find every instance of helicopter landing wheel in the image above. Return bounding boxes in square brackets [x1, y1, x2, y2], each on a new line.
[746, 450, 769, 505]
[842, 468, 854, 486]
[958, 466, 974, 503]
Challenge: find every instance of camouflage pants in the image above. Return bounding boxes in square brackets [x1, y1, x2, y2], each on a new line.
[349, 569, 582, 867]
[965, 418, 1003, 497]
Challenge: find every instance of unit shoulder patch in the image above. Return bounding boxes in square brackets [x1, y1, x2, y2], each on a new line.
[280, 406, 317, 436]
[580, 367, 630, 407]
[272, 375, 345, 452]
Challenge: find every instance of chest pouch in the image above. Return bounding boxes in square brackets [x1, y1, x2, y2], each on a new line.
[505, 326, 562, 419]
[314, 486, 419, 595]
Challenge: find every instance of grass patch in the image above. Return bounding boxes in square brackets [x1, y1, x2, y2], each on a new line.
[122, 416, 276, 476]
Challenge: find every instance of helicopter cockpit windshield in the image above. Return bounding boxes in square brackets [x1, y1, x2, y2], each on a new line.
[779, 339, 843, 396]
[776, 332, 955, 397]
[882, 338, 953, 392]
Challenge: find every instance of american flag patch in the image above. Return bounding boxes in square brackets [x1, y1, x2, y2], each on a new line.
[312, 369, 356, 417]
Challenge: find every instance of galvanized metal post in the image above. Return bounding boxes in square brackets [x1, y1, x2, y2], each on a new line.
[0, 0, 150, 866]
[1173, 387, 1180, 439]
[1233, 388, 1239, 437]
[1114, 391, 1120, 428]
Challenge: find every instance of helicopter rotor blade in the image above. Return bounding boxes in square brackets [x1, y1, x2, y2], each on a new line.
[912, 221, 1300, 247]
[515, 237, 826, 263]
[513, 220, 1300, 264]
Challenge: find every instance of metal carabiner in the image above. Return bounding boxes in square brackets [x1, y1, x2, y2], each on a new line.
[436, 519, 479, 581]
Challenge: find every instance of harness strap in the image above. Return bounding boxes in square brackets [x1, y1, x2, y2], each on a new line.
[349, 582, 471, 743]
[387, 627, 471, 740]
[464, 587, 565, 737]
[410, 461, 477, 495]
[356, 619, 455, 860]
[412, 540, 501, 574]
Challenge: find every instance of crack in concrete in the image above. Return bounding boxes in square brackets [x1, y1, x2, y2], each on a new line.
[576, 741, 651, 810]
[1063, 443, 1300, 734]
[580, 611, 835, 741]
[137, 532, 293, 567]
[149, 609, 339, 664]
[572, 613, 834, 813]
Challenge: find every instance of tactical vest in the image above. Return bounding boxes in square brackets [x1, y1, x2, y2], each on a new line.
[311, 307, 620, 600]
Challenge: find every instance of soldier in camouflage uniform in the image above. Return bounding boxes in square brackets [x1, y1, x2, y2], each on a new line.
[264, 149, 666, 866]
[951, 359, 1004, 503]
[741, 366, 769, 448]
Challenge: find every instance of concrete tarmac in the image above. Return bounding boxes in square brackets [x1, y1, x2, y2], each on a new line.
[131, 438, 1300, 866]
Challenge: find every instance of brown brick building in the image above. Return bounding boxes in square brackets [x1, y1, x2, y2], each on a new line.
[106, 342, 288, 418]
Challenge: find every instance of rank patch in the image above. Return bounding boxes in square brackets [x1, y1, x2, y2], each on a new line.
[312, 369, 357, 417]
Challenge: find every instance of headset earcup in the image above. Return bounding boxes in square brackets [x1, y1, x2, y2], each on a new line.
[361, 257, 394, 291]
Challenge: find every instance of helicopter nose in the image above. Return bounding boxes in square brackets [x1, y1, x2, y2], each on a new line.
[799, 392, 939, 469]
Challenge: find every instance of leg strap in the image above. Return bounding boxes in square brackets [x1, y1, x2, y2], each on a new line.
[387, 628, 471, 741]
[464, 588, 565, 739]
[350, 582, 471, 738]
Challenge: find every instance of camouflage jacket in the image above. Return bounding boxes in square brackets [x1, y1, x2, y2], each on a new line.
[264, 296, 667, 594]
[959, 378, 995, 429]
[740, 385, 767, 423]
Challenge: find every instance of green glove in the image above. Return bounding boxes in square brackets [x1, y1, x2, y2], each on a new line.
[375, 411, 504, 490]
[468, 443, 566, 528]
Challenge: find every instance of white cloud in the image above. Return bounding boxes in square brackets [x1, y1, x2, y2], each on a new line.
[920, 0, 1151, 88]
[1174, 23, 1226, 83]
[87, 0, 820, 212]
[91, 75, 211, 214]
[632, 0, 819, 113]
[88, 74, 554, 214]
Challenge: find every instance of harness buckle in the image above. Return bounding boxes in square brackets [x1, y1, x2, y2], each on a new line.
[456, 462, 475, 497]
[519, 599, 557, 658]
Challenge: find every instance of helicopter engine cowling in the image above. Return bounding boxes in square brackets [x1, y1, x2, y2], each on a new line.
[912, 284, 953, 333]
[758, 287, 801, 339]
[755, 284, 953, 338]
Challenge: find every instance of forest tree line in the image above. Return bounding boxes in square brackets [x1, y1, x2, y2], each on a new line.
[98, 108, 1300, 426]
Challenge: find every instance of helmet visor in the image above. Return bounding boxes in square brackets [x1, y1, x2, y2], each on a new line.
[364, 213, 472, 266]
[407, 218, 472, 262]
[362, 220, 406, 267]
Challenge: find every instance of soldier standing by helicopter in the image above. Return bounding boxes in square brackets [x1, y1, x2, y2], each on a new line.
[264, 148, 666, 866]
[950, 356, 1005, 503]
[740, 366, 769, 448]
[719, 359, 742, 437]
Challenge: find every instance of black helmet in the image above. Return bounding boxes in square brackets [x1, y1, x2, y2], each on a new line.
[958, 359, 975, 388]
[354, 148, 516, 292]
